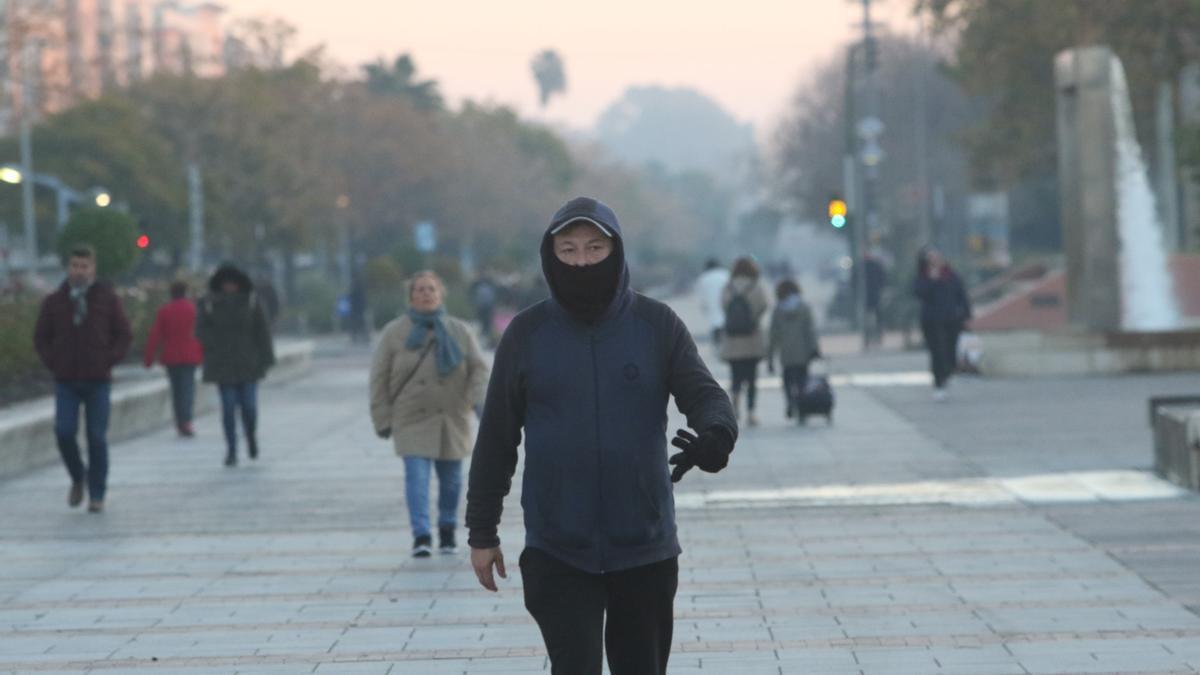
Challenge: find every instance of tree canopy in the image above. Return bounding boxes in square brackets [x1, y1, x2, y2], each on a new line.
[917, 0, 1200, 185]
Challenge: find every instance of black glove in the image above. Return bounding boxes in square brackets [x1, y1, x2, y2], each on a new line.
[669, 427, 733, 483]
[377, 428, 392, 440]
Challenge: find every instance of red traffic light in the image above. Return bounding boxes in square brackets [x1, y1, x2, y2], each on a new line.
[136, 234, 150, 249]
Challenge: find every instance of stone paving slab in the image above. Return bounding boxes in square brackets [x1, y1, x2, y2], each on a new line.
[3, 337, 1200, 673]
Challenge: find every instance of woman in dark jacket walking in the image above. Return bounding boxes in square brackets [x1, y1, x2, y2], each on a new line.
[913, 247, 972, 401]
[144, 280, 204, 437]
[196, 265, 276, 465]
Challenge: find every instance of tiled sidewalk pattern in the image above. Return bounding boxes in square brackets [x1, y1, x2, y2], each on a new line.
[1, 346, 1199, 673]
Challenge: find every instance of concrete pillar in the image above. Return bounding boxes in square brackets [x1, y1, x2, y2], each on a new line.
[1055, 46, 1123, 332]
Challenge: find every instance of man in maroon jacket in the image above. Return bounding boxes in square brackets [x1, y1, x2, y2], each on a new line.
[33, 245, 133, 513]
[144, 280, 204, 437]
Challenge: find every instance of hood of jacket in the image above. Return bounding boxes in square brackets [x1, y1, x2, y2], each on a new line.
[540, 196, 631, 322]
[207, 264, 254, 295]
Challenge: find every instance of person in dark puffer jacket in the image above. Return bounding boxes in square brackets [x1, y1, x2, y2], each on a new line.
[196, 264, 275, 466]
[466, 197, 738, 675]
[34, 244, 132, 513]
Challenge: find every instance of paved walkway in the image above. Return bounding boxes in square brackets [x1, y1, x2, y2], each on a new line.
[3, 308, 1200, 673]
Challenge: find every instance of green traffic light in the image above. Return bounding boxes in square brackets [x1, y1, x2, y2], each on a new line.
[831, 215, 846, 229]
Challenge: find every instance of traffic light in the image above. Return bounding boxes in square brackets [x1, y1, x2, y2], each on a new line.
[828, 198, 848, 229]
[136, 234, 150, 249]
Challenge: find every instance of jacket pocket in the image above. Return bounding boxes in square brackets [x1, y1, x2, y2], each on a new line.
[609, 471, 666, 547]
[532, 465, 592, 550]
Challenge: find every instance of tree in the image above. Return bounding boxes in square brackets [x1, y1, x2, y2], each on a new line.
[917, 0, 1200, 184]
[29, 98, 184, 243]
[363, 55, 444, 111]
[772, 35, 975, 260]
[57, 208, 139, 279]
[530, 49, 567, 108]
[133, 60, 341, 293]
[224, 16, 300, 70]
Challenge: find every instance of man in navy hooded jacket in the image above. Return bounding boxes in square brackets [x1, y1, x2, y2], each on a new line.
[466, 197, 738, 675]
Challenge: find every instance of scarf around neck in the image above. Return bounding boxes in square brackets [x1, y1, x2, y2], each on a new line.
[405, 307, 464, 376]
[69, 282, 93, 327]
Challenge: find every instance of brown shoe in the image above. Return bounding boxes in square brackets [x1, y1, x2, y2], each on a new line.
[87, 501, 104, 514]
[68, 481, 85, 508]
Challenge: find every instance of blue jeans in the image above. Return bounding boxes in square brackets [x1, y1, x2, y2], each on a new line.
[217, 383, 258, 452]
[402, 457, 462, 538]
[54, 381, 112, 502]
[166, 365, 197, 426]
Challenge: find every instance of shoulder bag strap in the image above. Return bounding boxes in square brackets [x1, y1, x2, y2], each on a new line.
[390, 338, 436, 407]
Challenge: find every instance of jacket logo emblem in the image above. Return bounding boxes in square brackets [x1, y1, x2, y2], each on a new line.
[623, 363, 639, 381]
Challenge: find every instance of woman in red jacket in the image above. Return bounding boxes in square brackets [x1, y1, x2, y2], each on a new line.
[144, 281, 205, 436]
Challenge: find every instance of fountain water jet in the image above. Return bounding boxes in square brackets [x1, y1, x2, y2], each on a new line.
[1110, 57, 1181, 331]
[1055, 46, 1182, 333]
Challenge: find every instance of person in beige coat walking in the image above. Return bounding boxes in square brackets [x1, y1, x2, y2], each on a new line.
[370, 271, 489, 558]
[719, 257, 769, 426]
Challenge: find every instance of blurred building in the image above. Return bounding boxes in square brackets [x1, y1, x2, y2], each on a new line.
[0, 0, 225, 126]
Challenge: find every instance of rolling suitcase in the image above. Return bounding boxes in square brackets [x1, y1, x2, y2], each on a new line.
[795, 359, 834, 424]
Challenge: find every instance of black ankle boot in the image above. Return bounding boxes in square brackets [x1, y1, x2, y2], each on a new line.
[224, 449, 237, 467]
[438, 526, 457, 554]
[247, 436, 258, 460]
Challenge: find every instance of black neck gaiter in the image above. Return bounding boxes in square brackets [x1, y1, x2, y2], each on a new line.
[548, 253, 622, 324]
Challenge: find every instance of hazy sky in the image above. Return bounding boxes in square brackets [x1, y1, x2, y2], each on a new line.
[221, 1, 918, 134]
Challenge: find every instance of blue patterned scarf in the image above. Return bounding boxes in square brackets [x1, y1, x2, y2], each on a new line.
[406, 307, 463, 376]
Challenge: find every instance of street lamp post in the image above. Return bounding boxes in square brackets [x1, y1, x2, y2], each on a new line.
[19, 41, 36, 268]
[0, 164, 113, 236]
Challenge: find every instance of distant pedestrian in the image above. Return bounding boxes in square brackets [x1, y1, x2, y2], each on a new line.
[466, 197, 737, 675]
[370, 271, 489, 558]
[143, 280, 204, 437]
[347, 275, 369, 344]
[256, 275, 281, 326]
[913, 247, 972, 401]
[469, 273, 499, 346]
[696, 258, 730, 345]
[33, 244, 132, 513]
[720, 256, 769, 427]
[863, 252, 887, 347]
[196, 264, 276, 466]
[767, 280, 820, 420]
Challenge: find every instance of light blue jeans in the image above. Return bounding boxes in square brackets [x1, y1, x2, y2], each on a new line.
[403, 457, 462, 538]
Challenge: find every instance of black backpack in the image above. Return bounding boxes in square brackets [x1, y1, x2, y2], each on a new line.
[724, 293, 756, 336]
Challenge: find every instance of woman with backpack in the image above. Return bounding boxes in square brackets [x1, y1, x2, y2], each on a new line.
[720, 256, 769, 426]
[913, 247, 972, 401]
[767, 279, 820, 421]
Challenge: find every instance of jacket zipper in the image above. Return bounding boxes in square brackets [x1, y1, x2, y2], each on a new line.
[590, 331, 607, 573]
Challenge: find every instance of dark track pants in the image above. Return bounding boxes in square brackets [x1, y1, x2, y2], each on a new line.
[520, 547, 678, 675]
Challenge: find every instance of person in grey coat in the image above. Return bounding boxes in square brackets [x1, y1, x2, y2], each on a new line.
[196, 264, 276, 467]
[767, 279, 820, 420]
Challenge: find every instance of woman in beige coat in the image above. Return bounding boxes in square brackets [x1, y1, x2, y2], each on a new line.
[719, 257, 769, 426]
[369, 271, 489, 558]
